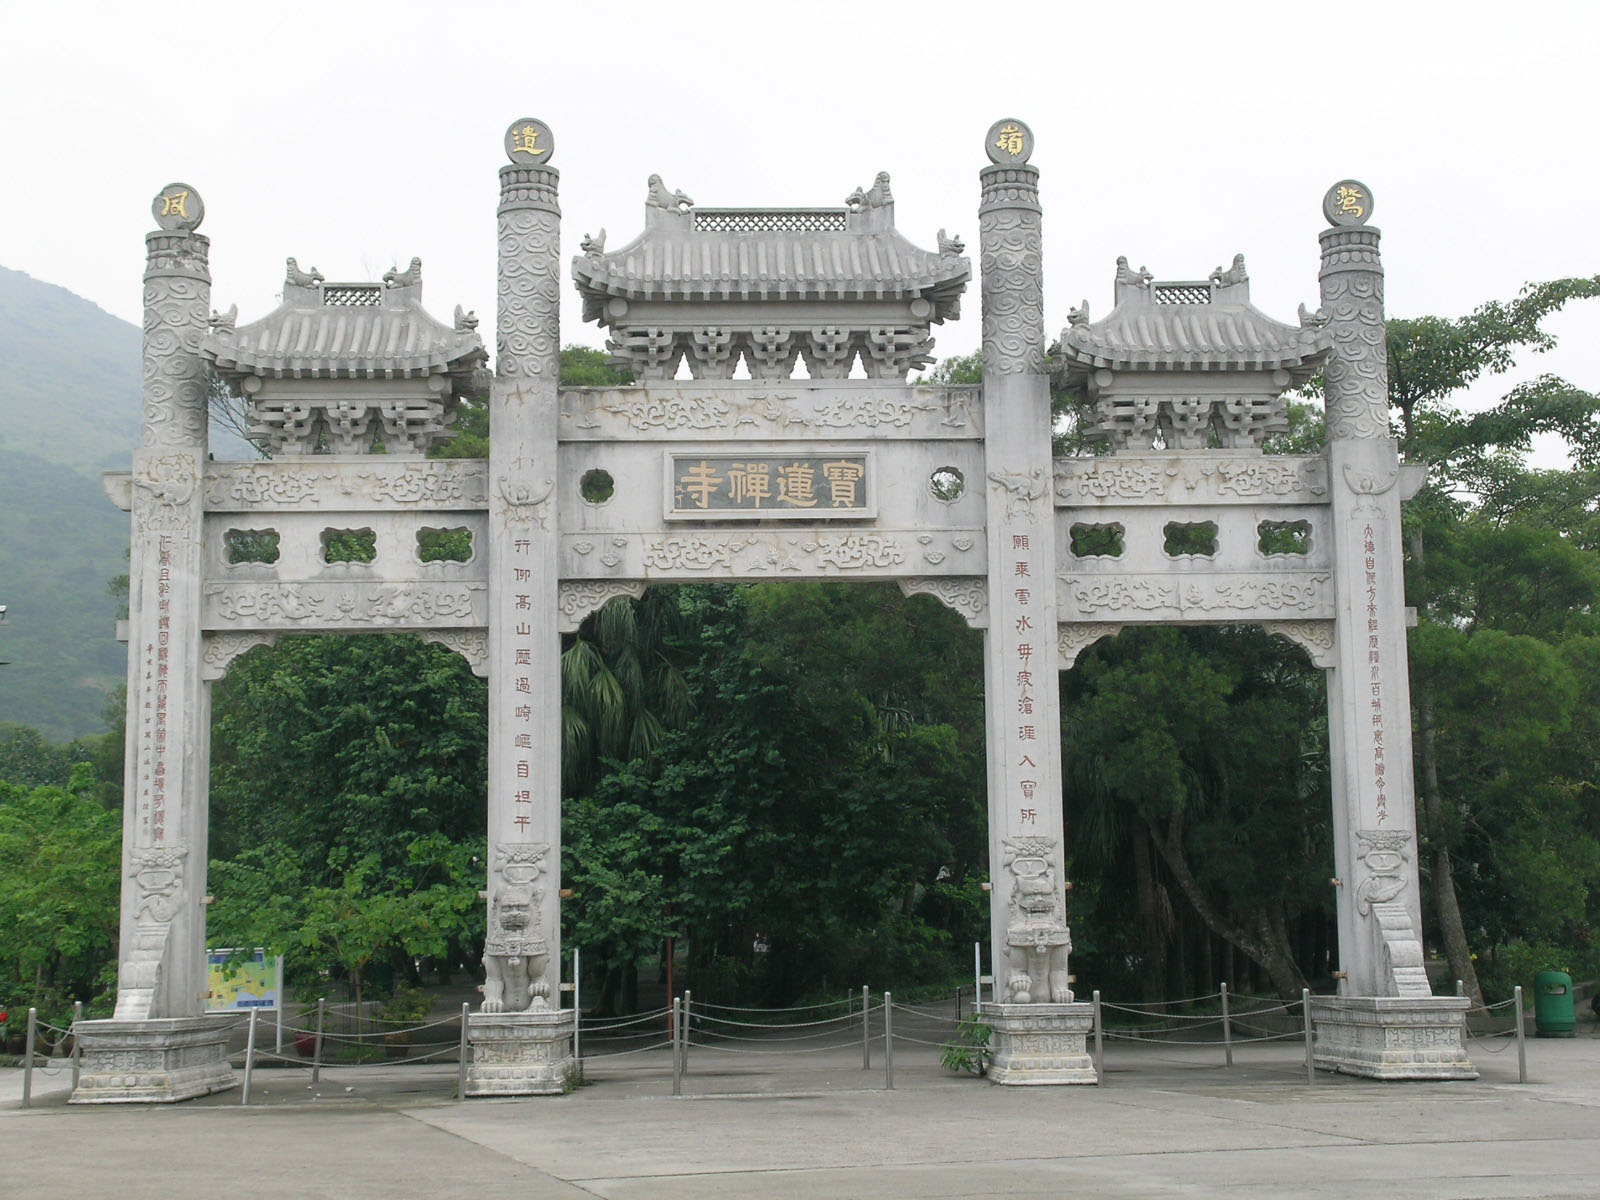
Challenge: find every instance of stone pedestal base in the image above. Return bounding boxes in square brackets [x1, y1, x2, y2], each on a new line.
[1310, 995, 1477, 1080]
[70, 1015, 239, 1104]
[465, 1008, 575, 1096]
[980, 1002, 1097, 1085]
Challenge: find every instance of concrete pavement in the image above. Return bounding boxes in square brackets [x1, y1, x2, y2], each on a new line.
[4, 1029, 1598, 1198]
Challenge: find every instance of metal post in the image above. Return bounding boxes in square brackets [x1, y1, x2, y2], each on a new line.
[861, 985, 870, 1070]
[241, 1008, 258, 1106]
[275, 956, 284, 1057]
[457, 1003, 470, 1100]
[1220, 982, 1233, 1068]
[671, 997, 682, 1096]
[312, 997, 326, 1085]
[973, 942, 981, 1011]
[1302, 988, 1315, 1085]
[883, 992, 894, 1090]
[1092, 990, 1104, 1084]
[682, 989, 691, 1075]
[21, 1007, 36, 1108]
[71, 1000, 83, 1093]
[572, 946, 582, 1081]
[1514, 985, 1527, 1084]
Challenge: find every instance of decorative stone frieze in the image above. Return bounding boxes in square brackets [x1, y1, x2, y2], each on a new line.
[1058, 572, 1333, 620]
[71, 1015, 239, 1104]
[203, 460, 491, 512]
[1310, 995, 1476, 1081]
[561, 382, 982, 441]
[202, 581, 486, 630]
[981, 1002, 1097, 1085]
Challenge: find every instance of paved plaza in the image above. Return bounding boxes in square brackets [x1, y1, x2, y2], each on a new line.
[6, 1029, 1597, 1199]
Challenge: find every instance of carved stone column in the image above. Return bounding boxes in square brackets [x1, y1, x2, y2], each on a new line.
[74, 184, 237, 1103]
[1312, 181, 1473, 1079]
[467, 118, 575, 1095]
[975, 120, 1094, 1084]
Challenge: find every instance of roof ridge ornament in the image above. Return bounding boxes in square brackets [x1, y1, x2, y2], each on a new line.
[383, 257, 422, 289]
[285, 258, 324, 288]
[647, 174, 694, 212]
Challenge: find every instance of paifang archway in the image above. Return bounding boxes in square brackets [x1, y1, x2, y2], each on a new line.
[76, 118, 1474, 1103]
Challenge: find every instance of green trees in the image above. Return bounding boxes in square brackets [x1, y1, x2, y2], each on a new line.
[1392, 277, 1600, 1003]
[0, 768, 121, 1023]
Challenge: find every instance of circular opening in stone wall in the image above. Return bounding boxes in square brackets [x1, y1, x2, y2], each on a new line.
[929, 466, 965, 503]
[580, 468, 615, 505]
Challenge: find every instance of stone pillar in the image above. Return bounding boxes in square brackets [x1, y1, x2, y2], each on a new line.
[74, 184, 238, 1103]
[975, 120, 1093, 1084]
[1312, 181, 1473, 1079]
[466, 118, 574, 1095]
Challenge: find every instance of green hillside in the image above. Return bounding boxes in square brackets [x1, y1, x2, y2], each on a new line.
[0, 266, 143, 473]
[0, 268, 140, 739]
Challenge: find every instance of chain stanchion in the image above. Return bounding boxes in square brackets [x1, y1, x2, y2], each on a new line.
[1302, 988, 1315, 1086]
[71, 1000, 83, 1093]
[883, 992, 893, 1090]
[671, 997, 683, 1096]
[457, 1003, 470, 1100]
[1092, 990, 1103, 1083]
[572, 947, 582, 1081]
[21, 1007, 37, 1108]
[312, 997, 326, 1085]
[682, 989, 691, 1075]
[241, 1008, 259, 1106]
[1515, 985, 1527, 1084]
[1220, 982, 1232, 1068]
[861, 985, 870, 1070]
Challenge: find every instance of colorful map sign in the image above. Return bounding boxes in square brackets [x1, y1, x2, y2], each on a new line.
[206, 948, 282, 1011]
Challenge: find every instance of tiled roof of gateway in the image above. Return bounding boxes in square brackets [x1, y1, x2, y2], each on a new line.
[1056, 260, 1331, 381]
[203, 261, 486, 382]
[572, 176, 968, 319]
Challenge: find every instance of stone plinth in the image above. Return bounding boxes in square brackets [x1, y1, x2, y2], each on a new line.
[70, 1015, 238, 1104]
[465, 1008, 575, 1096]
[1310, 995, 1477, 1080]
[981, 1002, 1097, 1085]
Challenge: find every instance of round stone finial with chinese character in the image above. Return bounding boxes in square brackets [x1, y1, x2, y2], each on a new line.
[1323, 179, 1374, 227]
[504, 117, 555, 166]
[152, 182, 204, 232]
[985, 118, 1034, 165]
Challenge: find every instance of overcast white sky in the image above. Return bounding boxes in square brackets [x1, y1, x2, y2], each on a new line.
[4, 0, 1596, 458]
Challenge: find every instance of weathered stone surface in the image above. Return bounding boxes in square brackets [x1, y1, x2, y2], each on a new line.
[982, 1002, 1097, 1085]
[465, 1009, 575, 1096]
[71, 1015, 238, 1103]
[1310, 996, 1477, 1080]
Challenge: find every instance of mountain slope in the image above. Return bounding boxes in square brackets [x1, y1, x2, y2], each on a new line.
[0, 266, 143, 474]
[0, 268, 141, 738]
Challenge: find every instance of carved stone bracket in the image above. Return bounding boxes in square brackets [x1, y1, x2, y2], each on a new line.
[200, 631, 280, 681]
[897, 577, 987, 629]
[1260, 620, 1337, 669]
[420, 629, 490, 677]
[1057, 622, 1123, 669]
[557, 581, 647, 633]
[1371, 901, 1432, 999]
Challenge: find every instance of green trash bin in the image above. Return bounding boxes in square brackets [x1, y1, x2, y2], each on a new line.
[1534, 969, 1576, 1038]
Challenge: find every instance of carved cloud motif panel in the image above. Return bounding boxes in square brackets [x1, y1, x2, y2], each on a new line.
[560, 382, 982, 442]
[562, 529, 985, 581]
[1054, 454, 1329, 506]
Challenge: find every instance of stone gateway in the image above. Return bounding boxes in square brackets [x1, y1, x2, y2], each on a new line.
[74, 121, 1471, 1103]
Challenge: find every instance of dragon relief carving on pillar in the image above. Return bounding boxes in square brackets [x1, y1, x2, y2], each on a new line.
[482, 842, 551, 1013]
[1001, 836, 1073, 1004]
